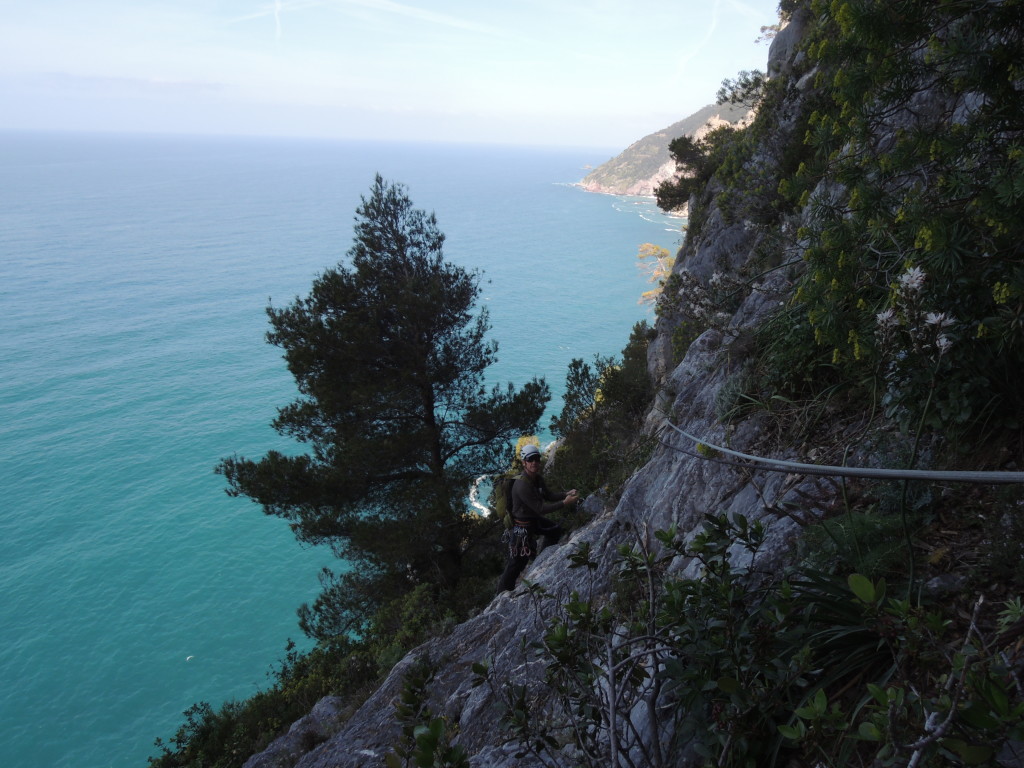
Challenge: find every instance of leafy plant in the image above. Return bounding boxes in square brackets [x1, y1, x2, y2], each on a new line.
[780, 0, 1024, 437]
[148, 641, 358, 768]
[546, 322, 654, 500]
[478, 513, 1024, 768]
[387, 656, 469, 768]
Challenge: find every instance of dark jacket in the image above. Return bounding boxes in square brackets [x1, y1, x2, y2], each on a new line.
[510, 473, 567, 529]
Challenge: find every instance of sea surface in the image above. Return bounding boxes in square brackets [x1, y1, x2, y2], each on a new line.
[0, 132, 683, 768]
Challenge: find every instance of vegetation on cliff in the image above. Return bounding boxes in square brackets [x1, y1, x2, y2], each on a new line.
[621, 0, 1024, 763]
[466, 1, 1024, 761]
[662, 0, 1024, 442]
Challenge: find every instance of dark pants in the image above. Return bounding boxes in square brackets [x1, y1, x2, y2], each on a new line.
[496, 517, 564, 593]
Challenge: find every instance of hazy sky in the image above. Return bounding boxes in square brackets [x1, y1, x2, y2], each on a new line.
[0, 0, 781, 148]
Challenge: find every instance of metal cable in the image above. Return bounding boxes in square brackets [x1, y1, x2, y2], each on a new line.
[663, 421, 1024, 484]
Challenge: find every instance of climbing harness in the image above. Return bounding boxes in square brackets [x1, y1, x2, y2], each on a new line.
[502, 524, 535, 558]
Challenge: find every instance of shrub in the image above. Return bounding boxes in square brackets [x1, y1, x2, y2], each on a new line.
[479, 514, 1024, 767]
[779, 0, 1024, 438]
[546, 322, 654, 499]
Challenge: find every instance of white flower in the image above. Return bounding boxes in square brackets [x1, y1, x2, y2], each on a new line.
[876, 308, 898, 327]
[936, 335, 953, 355]
[898, 266, 926, 294]
[924, 311, 955, 329]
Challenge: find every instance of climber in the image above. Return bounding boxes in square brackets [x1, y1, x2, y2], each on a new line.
[496, 443, 578, 593]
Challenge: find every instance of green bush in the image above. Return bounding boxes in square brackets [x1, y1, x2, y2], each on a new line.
[779, 0, 1024, 438]
[148, 572, 499, 768]
[148, 641, 358, 768]
[546, 322, 654, 499]
[386, 656, 469, 768]
[480, 514, 1024, 768]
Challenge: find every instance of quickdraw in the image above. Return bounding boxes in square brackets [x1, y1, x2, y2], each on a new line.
[501, 524, 534, 558]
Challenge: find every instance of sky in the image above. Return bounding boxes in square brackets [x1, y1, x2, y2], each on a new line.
[0, 0, 781, 149]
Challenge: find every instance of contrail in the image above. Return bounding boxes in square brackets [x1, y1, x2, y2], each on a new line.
[301, 0, 505, 37]
[226, 0, 320, 33]
[228, 0, 508, 42]
[675, 0, 721, 72]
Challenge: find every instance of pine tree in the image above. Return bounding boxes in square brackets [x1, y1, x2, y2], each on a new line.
[218, 175, 549, 639]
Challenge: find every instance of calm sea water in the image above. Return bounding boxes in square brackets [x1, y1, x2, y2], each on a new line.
[0, 132, 682, 768]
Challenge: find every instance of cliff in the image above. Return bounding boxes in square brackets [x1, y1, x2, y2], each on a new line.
[242, 2, 1024, 766]
[578, 102, 750, 197]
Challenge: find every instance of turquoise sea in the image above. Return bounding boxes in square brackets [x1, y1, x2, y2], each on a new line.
[0, 132, 682, 768]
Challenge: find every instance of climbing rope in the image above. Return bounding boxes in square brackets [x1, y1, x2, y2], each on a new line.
[664, 421, 1024, 484]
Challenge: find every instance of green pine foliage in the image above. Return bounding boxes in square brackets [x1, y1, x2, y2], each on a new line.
[150, 176, 546, 768]
[716, 69, 767, 110]
[217, 175, 549, 641]
[655, 125, 742, 213]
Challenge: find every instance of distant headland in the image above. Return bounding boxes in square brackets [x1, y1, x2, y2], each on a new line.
[578, 101, 750, 197]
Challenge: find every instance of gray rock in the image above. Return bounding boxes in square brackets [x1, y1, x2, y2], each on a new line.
[243, 696, 345, 768]
[999, 739, 1024, 768]
[923, 573, 967, 597]
[768, 6, 812, 77]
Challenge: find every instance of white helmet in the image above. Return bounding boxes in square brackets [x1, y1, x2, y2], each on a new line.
[520, 444, 541, 462]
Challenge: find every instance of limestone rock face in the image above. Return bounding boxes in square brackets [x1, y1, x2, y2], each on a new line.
[243, 696, 346, 768]
[238, 0, 1024, 761]
[293, 515, 618, 768]
[246, 18, 817, 768]
[767, 5, 811, 77]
